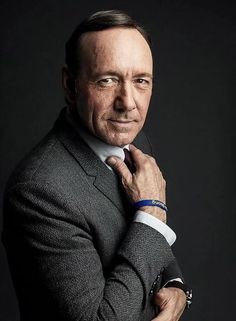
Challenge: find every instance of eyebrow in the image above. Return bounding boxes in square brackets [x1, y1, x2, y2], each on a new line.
[90, 69, 153, 79]
[134, 73, 153, 79]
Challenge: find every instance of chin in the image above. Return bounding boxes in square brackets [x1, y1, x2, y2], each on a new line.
[103, 132, 137, 147]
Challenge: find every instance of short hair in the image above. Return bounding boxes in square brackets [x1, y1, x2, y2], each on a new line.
[65, 10, 151, 76]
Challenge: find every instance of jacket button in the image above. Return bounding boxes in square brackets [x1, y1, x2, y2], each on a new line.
[149, 289, 154, 295]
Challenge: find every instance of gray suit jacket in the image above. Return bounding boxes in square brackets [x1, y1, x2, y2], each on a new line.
[3, 108, 183, 321]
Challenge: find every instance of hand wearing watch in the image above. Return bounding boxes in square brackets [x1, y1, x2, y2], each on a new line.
[165, 281, 193, 309]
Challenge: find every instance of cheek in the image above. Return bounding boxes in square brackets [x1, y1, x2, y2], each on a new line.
[90, 92, 115, 119]
[78, 95, 112, 136]
[137, 94, 151, 119]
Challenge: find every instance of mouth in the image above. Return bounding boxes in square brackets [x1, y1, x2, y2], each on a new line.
[109, 119, 135, 123]
[108, 119, 135, 129]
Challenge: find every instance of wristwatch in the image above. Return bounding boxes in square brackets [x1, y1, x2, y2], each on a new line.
[165, 281, 193, 309]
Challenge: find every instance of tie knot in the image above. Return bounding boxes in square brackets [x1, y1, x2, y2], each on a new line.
[123, 148, 135, 173]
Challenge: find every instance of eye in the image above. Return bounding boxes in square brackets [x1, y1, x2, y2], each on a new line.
[136, 79, 147, 83]
[134, 78, 152, 89]
[97, 78, 118, 87]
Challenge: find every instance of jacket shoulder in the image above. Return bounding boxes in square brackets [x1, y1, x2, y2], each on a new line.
[133, 130, 154, 156]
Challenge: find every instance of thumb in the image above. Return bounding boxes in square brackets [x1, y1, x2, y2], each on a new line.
[106, 156, 132, 180]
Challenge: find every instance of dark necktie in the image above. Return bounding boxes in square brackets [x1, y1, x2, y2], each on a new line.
[123, 148, 135, 173]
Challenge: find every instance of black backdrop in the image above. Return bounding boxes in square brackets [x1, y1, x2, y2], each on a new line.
[1, 1, 235, 320]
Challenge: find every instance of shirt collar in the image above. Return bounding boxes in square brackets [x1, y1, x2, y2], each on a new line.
[66, 108, 129, 169]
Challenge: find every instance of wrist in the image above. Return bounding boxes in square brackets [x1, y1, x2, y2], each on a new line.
[165, 281, 193, 309]
[134, 199, 168, 211]
[139, 206, 166, 223]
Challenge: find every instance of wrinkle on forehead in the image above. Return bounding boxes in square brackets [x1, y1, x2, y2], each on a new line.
[79, 28, 153, 77]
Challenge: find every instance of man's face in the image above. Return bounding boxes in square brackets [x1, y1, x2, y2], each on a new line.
[75, 27, 153, 146]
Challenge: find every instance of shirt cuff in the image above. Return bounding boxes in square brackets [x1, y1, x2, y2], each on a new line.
[163, 278, 183, 287]
[133, 210, 177, 246]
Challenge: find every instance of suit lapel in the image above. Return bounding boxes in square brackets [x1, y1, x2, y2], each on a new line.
[54, 108, 128, 215]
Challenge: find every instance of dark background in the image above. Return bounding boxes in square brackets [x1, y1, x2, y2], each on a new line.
[0, 0, 235, 320]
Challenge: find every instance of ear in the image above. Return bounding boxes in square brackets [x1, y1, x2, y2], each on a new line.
[62, 65, 76, 106]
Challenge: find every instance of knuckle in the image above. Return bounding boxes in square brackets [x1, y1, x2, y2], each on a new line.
[119, 162, 128, 173]
[121, 176, 133, 192]
[112, 159, 125, 173]
[121, 176, 128, 187]
[116, 159, 124, 168]
[142, 158, 149, 166]
[150, 156, 156, 163]
[133, 148, 142, 157]
[132, 145, 140, 152]
[112, 159, 121, 169]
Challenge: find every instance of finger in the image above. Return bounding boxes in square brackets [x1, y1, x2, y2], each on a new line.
[129, 144, 143, 160]
[129, 144, 151, 171]
[130, 144, 157, 163]
[106, 156, 132, 181]
[129, 144, 138, 151]
[130, 145, 162, 176]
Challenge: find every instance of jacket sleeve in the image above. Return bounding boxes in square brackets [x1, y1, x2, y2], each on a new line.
[136, 131, 186, 288]
[161, 258, 185, 287]
[3, 180, 176, 321]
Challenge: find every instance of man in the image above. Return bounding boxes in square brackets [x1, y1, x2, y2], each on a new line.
[3, 10, 191, 321]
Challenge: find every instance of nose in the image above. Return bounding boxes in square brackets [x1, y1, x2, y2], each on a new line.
[114, 81, 136, 112]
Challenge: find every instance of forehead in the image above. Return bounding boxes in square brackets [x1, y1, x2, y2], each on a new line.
[78, 28, 153, 74]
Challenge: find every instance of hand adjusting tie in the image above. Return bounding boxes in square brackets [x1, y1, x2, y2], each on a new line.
[133, 200, 168, 212]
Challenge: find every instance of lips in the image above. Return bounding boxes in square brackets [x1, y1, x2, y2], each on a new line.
[108, 119, 135, 129]
[109, 119, 134, 123]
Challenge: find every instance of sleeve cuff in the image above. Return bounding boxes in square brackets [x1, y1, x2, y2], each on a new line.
[133, 210, 177, 246]
[163, 278, 183, 287]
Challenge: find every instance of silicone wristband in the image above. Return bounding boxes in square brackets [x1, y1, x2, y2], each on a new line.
[133, 199, 168, 212]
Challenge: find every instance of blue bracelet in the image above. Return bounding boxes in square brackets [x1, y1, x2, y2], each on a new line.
[133, 199, 168, 212]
